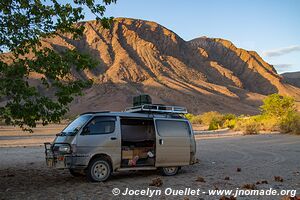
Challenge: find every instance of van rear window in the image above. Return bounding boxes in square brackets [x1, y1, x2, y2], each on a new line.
[156, 120, 190, 137]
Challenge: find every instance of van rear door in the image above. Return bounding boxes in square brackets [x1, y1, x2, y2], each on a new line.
[154, 119, 190, 166]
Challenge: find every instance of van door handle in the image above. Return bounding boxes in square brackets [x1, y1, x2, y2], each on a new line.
[159, 139, 163, 145]
[110, 137, 117, 140]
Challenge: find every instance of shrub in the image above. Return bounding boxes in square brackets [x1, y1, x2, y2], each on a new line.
[191, 115, 202, 124]
[185, 98, 300, 135]
[208, 118, 220, 130]
[200, 111, 223, 126]
[222, 113, 237, 129]
[184, 113, 194, 121]
[234, 117, 260, 135]
[206, 113, 237, 130]
[223, 118, 237, 129]
[184, 113, 202, 124]
[257, 115, 279, 132]
[185, 112, 225, 127]
[223, 113, 237, 121]
[244, 119, 260, 135]
[260, 94, 296, 118]
[279, 112, 300, 135]
[259, 94, 299, 134]
[186, 112, 238, 130]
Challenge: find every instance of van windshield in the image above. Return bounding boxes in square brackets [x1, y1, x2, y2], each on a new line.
[60, 115, 92, 136]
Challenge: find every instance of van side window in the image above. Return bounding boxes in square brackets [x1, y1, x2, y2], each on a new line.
[156, 120, 190, 137]
[84, 117, 116, 135]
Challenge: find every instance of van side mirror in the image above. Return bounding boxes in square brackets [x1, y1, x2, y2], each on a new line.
[82, 127, 90, 135]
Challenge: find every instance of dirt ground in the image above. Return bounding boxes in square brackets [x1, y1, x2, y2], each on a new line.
[0, 126, 299, 200]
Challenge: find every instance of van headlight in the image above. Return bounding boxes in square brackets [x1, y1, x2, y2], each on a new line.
[58, 145, 71, 153]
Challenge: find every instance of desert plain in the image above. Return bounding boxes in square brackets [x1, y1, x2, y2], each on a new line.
[0, 125, 299, 200]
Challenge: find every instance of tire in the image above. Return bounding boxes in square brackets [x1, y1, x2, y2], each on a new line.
[160, 166, 180, 176]
[86, 158, 111, 182]
[69, 169, 84, 177]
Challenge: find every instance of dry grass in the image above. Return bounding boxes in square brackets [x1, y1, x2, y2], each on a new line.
[149, 177, 163, 187]
[281, 196, 300, 200]
[219, 196, 237, 200]
[256, 180, 268, 184]
[274, 176, 284, 182]
[241, 183, 257, 190]
[195, 176, 206, 182]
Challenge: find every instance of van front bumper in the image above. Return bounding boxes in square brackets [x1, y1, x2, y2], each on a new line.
[44, 143, 88, 169]
[44, 142, 72, 169]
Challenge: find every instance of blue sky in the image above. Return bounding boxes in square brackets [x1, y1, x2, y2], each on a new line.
[84, 0, 300, 73]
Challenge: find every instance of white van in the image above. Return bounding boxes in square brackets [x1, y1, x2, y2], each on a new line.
[45, 104, 197, 182]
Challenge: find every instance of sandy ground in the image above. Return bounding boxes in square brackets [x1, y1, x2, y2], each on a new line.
[0, 124, 65, 147]
[0, 126, 299, 200]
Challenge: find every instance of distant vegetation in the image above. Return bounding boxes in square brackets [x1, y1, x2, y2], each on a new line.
[186, 94, 300, 135]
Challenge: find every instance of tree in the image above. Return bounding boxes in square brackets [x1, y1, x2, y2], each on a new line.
[0, 0, 116, 131]
[260, 94, 296, 118]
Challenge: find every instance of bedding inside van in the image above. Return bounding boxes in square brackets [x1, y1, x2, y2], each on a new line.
[120, 118, 155, 167]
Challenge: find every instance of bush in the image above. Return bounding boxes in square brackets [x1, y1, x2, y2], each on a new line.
[222, 113, 237, 129]
[186, 112, 237, 130]
[208, 118, 220, 130]
[260, 94, 296, 118]
[200, 111, 223, 126]
[223, 118, 237, 129]
[234, 117, 260, 135]
[209, 113, 237, 130]
[223, 113, 236, 121]
[256, 115, 279, 132]
[244, 119, 260, 135]
[279, 112, 300, 135]
[260, 94, 299, 134]
[191, 115, 202, 124]
[184, 113, 194, 121]
[185, 95, 300, 135]
[184, 113, 202, 124]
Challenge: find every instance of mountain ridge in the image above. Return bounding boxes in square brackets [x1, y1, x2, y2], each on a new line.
[282, 71, 300, 88]
[1, 18, 300, 115]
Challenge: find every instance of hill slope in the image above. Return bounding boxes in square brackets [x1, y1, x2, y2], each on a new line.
[282, 71, 300, 88]
[2, 18, 300, 115]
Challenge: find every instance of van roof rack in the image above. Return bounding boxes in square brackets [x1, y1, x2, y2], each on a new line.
[125, 104, 187, 114]
[80, 111, 110, 115]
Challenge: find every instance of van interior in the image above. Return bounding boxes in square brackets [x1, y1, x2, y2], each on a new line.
[120, 118, 155, 167]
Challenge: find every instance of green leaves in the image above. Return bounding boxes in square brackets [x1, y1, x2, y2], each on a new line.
[260, 94, 296, 118]
[260, 94, 299, 134]
[1, 0, 116, 53]
[0, 47, 97, 130]
[0, 0, 116, 131]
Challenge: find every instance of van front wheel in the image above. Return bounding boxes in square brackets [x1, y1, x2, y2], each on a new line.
[87, 158, 111, 182]
[160, 167, 179, 176]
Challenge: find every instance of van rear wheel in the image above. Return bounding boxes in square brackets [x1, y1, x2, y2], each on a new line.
[160, 167, 179, 176]
[87, 158, 111, 182]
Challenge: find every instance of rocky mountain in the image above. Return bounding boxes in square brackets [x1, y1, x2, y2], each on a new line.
[282, 71, 300, 88]
[2, 18, 300, 115]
